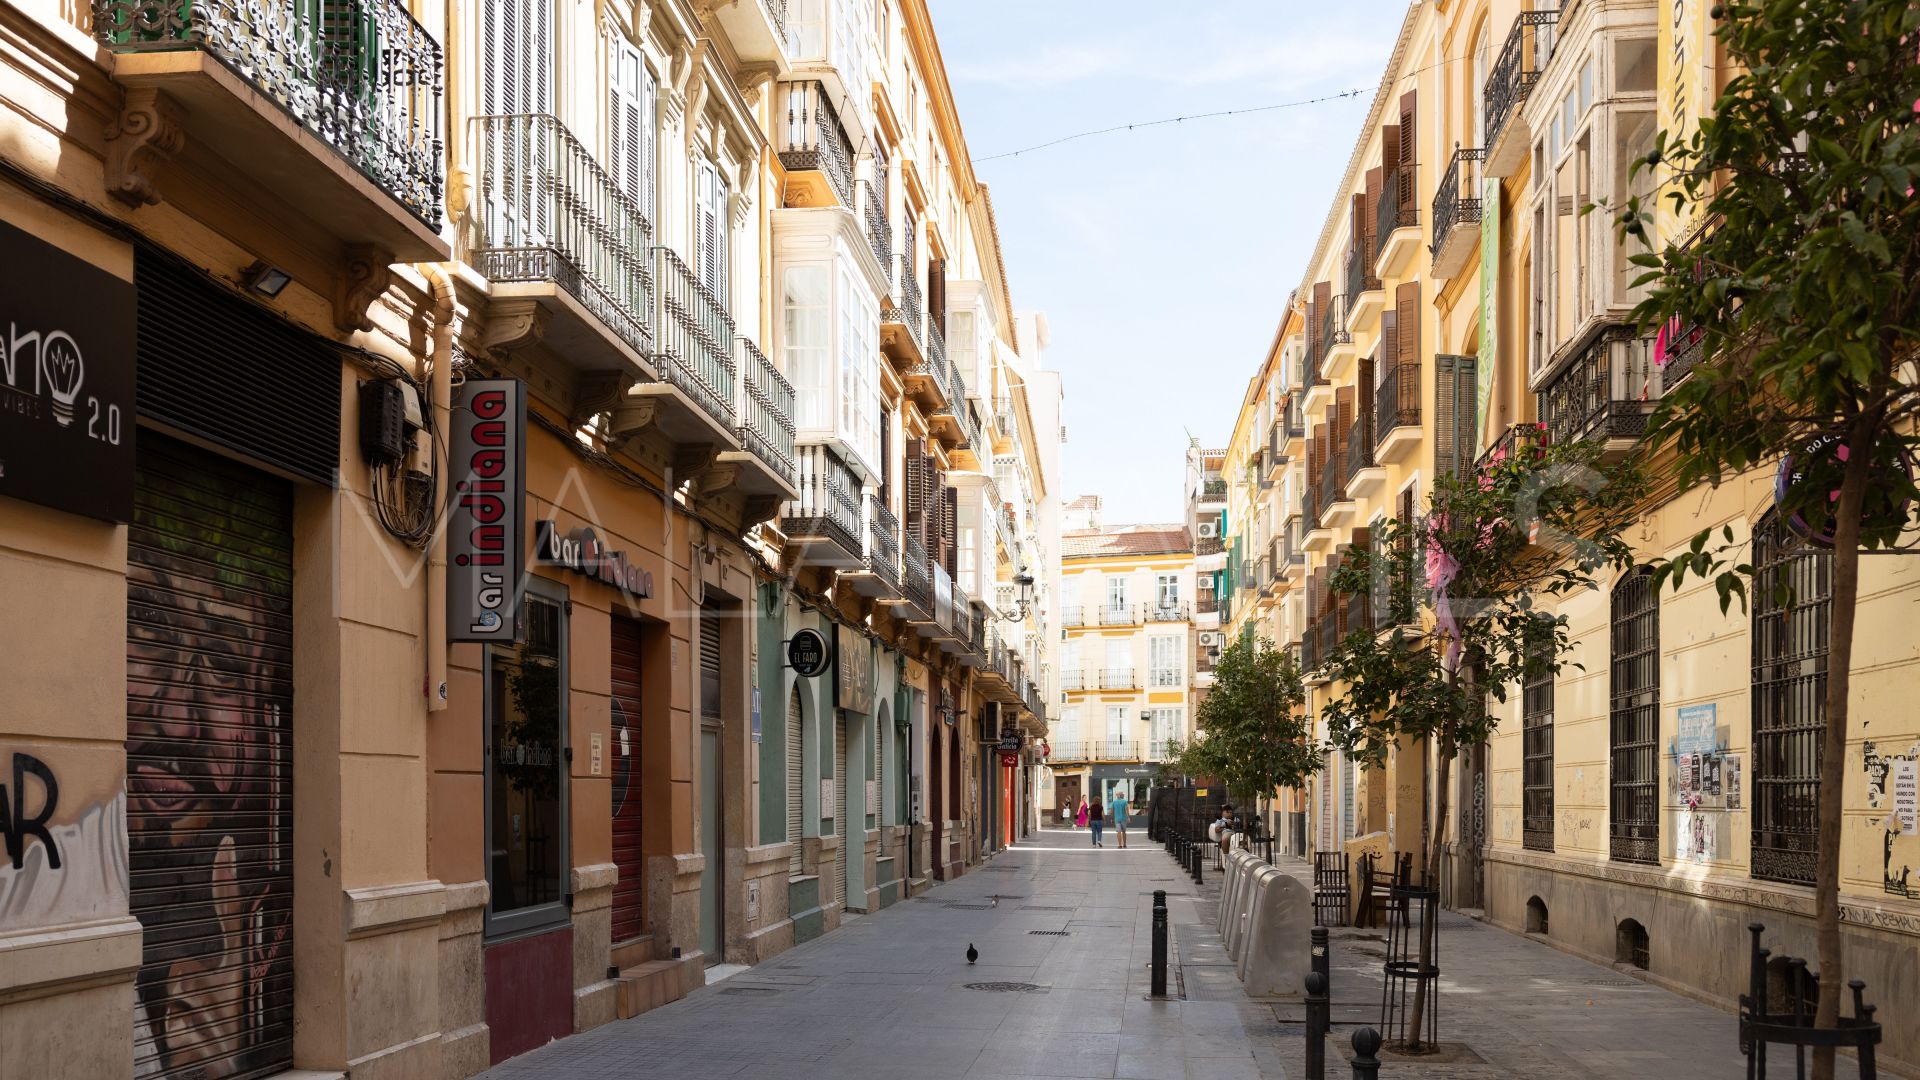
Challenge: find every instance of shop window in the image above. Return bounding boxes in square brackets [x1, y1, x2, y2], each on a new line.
[487, 582, 571, 938]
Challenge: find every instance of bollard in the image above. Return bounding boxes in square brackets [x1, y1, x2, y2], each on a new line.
[1190, 843, 1203, 884]
[1311, 926, 1330, 997]
[1304, 971, 1328, 1080]
[1349, 1027, 1382, 1080]
[1150, 890, 1169, 997]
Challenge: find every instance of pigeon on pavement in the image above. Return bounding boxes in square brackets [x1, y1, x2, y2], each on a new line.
[966, 943, 978, 965]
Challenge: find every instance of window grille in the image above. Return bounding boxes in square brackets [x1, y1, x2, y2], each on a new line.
[1608, 569, 1660, 863]
[1751, 510, 1829, 886]
[1522, 623, 1556, 852]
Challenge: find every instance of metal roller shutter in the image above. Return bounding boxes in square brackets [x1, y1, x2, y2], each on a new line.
[834, 713, 847, 905]
[610, 618, 646, 943]
[126, 433, 295, 1080]
[700, 608, 723, 720]
[786, 687, 804, 874]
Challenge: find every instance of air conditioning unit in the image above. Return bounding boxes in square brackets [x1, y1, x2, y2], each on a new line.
[1199, 632, 1221, 646]
[1198, 521, 1217, 538]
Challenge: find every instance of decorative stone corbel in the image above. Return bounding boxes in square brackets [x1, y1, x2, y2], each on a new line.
[743, 495, 783, 527]
[673, 443, 719, 484]
[570, 370, 633, 428]
[334, 244, 395, 334]
[479, 297, 550, 354]
[446, 165, 474, 223]
[105, 88, 185, 207]
[698, 461, 742, 497]
[608, 396, 661, 438]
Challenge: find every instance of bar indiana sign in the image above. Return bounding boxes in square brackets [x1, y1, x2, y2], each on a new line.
[448, 379, 525, 643]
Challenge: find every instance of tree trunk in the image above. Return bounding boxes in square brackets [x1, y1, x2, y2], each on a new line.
[1810, 420, 1873, 1080]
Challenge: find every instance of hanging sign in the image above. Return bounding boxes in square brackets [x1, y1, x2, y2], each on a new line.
[448, 379, 525, 643]
[787, 628, 829, 678]
[0, 216, 136, 522]
[1774, 431, 1914, 547]
[836, 623, 875, 714]
[534, 519, 654, 603]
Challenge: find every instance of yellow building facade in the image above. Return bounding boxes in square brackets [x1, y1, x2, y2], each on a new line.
[1217, 1, 1920, 1069]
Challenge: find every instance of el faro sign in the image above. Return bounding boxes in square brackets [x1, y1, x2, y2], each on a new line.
[448, 379, 526, 643]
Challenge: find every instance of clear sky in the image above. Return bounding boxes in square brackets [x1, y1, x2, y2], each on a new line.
[928, 0, 1410, 525]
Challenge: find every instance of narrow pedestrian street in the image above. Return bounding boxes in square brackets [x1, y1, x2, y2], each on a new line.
[477, 830, 1793, 1080]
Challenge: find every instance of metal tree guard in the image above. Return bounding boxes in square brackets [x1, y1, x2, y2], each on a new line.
[1739, 922, 1882, 1078]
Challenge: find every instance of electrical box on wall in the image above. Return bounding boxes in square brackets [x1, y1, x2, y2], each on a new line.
[358, 378, 412, 464]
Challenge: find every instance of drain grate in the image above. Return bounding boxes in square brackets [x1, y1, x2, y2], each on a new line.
[964, 981, 1045, 993]
[1028, 929, 1070, 936]
[1021, 905, 1074, 911]
[1581, 979, 1639, 988]
[945, 903, 994, 910]
[985, 894, 1026, 900]
[720, 986, 783, 996]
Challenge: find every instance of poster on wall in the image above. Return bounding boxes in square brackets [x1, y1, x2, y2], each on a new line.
[1895, 759, 1918, 836]
[1725, 755, 1742, 810]
[0, 216, 136, 522]
[448, 379, 526, 643]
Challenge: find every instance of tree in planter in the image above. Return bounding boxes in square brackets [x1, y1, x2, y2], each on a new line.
[1320, 438, 1643, 1052]
[1178, 636, 1317, 824]
[1612, 3, 1920, 1069]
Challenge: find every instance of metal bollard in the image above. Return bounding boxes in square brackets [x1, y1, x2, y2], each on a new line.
[1190, 843, 1203, 884]
[1349, 1027, 1382, 1079]
[1150, 890, 1169, 997]
[1311, 925, 1330, 997]
[1304, 971, 1328, 1080]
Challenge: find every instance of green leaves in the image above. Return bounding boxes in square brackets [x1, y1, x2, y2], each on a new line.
[1179, 636, 1316, 801]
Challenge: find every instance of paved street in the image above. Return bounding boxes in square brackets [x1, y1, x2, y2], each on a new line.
[476, 829, 1842, 1080]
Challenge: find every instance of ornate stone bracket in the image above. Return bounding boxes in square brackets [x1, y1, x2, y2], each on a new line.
[673, 444, 718, 485]
[697, 461, 741, 497]
[570, 371, 633, 428]
[608, 397, 661, 438]
[105, 88, 185, 207]
[742, 495, 783, 527]
[334, 244, 396, 334]
[479, 297, 551, 354]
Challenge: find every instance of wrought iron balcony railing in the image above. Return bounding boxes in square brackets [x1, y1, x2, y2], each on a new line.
[1060, 669, 1086, 691]
[1431, 147, 1486, 256]
[1062, 605, 1089, 627]
[761, 0, 789, 42]
[1485, 10, 1560, 154]
[1477, 421, 1551, 473]
[883, 251, 925, 352]
[1196, 536, 1224, 556]
[777, 81, 854, 206]
[1374, 358, 1421, 446]
[652, 246, 737, 428]
[859, 179, 891, 278]
[1316, 293, 1350, 372]
[1100, 606, 1142, 626]
[1346, 404, 1376, 479]
[782, 444, 862, 555]
[1047, 741, 1143, 763]
[1376, 162, 1418, 240]
[1537, 325, 1661, 448]
[1347, 229, 1380, 300]
[1202, 478, 1229, 499]
[96, 0, 445, 229]
[1148, 604, 1190, 622]
[1099, 668, 1137, 690]
[473, 113, 651, 356]
[951, 584, 975, 643]
[1196, 594, 1219, 614]
[903, 532, 933, 613]
[737, 336, 796, 486]
[867, 498, 901, 585]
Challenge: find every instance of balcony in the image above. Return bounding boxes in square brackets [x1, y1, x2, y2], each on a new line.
[1374, 357, 1422, 464]
[95, 0, 447, 258]
[778, 81, 854, 207]
[1062, 605, 1090, 628]
[1537, 325, 1660, 462]
[710, 0, 790, 69]
[1148, 604, 1190, 623]
[1196, 594, 1220, 615]
[1431, 147, 1486, 279]
[1060, 669, 1088, 692]
[1346, 242, 1384, 335]
[1098, 668, 1137, 690]
[881, 251, 926, 367]
[1321, 295, 1359, 384]
[1346, 399, 1385, 500]
[1046, 741, 1143, 764]
[841, 497, 901, 600]
[1374, 161, 1420, 279]
[901, 533, 934, 619]
[637, 246, 740, 445]
[781, 444, 864, 568]
[1477, 421, 1551, 474]
[719, 336, 800, 500]
[1100, 606, 1143, 627]
[472, 113, 652, 377]
[1196, 535, 1224, 557]
[1485, 9, 1560, 177]
[858, 179, 892, 289]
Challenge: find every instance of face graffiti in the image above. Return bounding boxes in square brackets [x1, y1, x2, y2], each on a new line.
[127, 556, 293, 1079]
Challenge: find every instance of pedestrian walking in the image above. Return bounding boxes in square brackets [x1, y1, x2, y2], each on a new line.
[1075, 800, 1088, 830]
[1110, 789, 1131, 848]
[1088, 798, 1105, 847]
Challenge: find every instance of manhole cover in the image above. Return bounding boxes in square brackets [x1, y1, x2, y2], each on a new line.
[964, 982, 1045, 993]
[720, 986, 783, 996]
[1028, 930, 1070, 936]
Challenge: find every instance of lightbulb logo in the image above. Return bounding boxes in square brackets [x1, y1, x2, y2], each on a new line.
[40, 330, 83, 427]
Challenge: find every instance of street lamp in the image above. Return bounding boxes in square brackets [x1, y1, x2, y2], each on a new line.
[995, 570, 1035, 622]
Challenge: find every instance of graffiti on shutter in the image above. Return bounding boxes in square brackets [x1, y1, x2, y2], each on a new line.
[611, 618, 646, 942]
[127, 434, 295, 1080]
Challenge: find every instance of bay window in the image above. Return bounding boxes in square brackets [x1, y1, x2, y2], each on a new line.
[783, 252, 881, 476]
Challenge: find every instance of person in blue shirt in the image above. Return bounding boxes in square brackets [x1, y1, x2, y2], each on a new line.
[1109, 789, 1131, 848]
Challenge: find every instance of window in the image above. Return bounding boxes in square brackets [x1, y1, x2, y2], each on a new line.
[783, 265, 832, 429]
[1612, 112, 1658, 306]
[1104, 637, 1130, 678]
[1057, 706, 1080, 744]
[1522, 622, 1556, 852]
[1609, 569, 1660, 864]
[486, 581, 570, 937]
[1149, 637, 1182, 687]
[482, 0, 553, 118]
[949, 309, 978, 383]
[838, 263, 880, 470]
[1149, 708, 1182, 757]
[1106, 576, 1128, 613]
[607, 36, 654, 225]
[1105, 705, 1128, 752]
[957, 499, 978, 581]
[1470, 23, 1491, 147]
[1751, 510, 1830, 885]
[1156, 574, 1181, 611]
[694, 157, 729, 306]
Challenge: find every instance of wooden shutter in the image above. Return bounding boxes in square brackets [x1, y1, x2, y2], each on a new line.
[1380, 308, 1399, 373]
[905, 439, 928, 537]
[940, 486, 958, 575]
[1313, 280, 1331, 349]
[1357, 357, 1375, 445]
[485, 0, 551, 118]
[1363, 166, 1381, 240]
[1396, 282, 1421, 368]
[1434, 355, 1479, 478]
[608, 37, 648, 211]
[1398, 90, 1418, 167]
[1305, 296, 1320, 360]
[928, 258, 947, 331]
[1381, 124, 1400, 178]
[696, 159, 729, 304]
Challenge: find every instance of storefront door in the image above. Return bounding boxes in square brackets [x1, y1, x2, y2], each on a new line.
[127, 433, 295, 1080]
[610, 617, 646, 943]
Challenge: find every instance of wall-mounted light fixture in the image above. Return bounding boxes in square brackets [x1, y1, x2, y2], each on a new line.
[995, 570, 1036, 622]
[242, 261, 293, 298]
